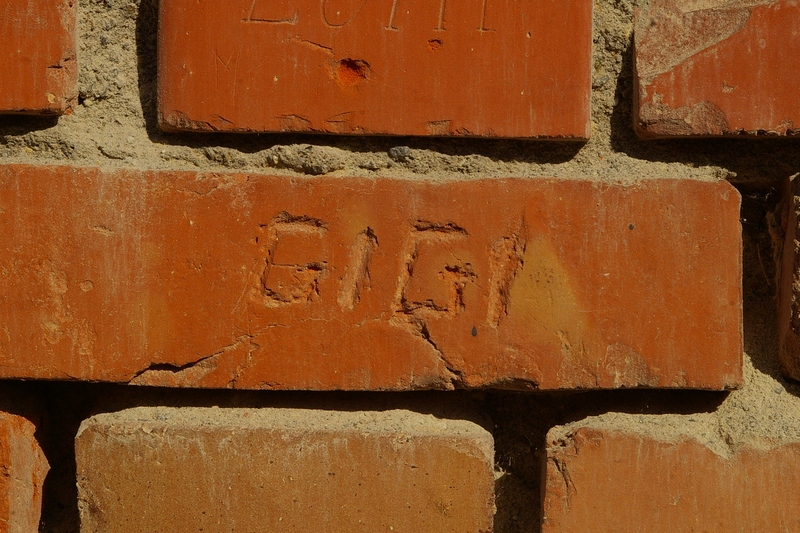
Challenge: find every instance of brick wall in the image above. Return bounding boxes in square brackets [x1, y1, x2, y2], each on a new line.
[1, 0, 799, 531]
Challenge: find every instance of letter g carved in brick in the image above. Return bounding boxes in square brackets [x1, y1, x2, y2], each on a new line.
[251, 212, 328, 307]
[392, 221, 476, 321]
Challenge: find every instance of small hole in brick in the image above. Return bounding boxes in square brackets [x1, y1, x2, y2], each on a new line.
[629, 224, 635, 230]
[336, 59, 370, 86]
[471, 326, 478, 337]
[427, 39, 443, 52]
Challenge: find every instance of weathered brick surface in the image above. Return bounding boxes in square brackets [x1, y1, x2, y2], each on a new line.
[778, 177, 800, 381]
[157, 0, 592, 138]
[0, 413, 49, 533]
[543, 428, 800, 532]
[0, 166, 742, 390]
[634, 0, 800, 137]
[0, 0, 77, 114]
[76, 407, 494, 533]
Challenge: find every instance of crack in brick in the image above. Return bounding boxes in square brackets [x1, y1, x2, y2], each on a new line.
[129, 335, 254, 387]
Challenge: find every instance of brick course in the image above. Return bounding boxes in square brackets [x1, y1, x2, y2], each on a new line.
[0, 166, 742, 390]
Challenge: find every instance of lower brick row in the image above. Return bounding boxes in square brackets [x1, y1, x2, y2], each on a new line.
[5, 408, 800, 532]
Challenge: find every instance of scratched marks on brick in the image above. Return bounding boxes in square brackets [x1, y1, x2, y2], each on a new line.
[486, 233, 526, 327]
[322, 0, 369, 28]
[249, 215, 533, 328]
[243, 0, 494, 32]
[159, 0, 591, 137]
[34, 260, 97, 358]
[0, 169, 742, 390]
[251, 212, 329, 307]
[338, 228, 378, 311]
[392, 221, 474, 322]
[635, 0, 800, 136]
[243, 0, 299, 24]
[634, 0, 752, 82]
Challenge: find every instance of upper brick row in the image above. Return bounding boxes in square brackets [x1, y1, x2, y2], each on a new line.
[3, 0, 798, 137]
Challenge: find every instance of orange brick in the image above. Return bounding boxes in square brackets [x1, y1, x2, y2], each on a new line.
[0, 413, 49, 533]
[543, 428, 800, 531]
[0, 0, 77, 114]
[0, 165, 742, 390]
[635, 0, 800, 137]
[157, 0, 592, 138]
[76, 407, 495, 533]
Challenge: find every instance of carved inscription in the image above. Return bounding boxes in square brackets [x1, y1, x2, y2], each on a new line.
[244, 0, 493, 32]
[244, 0, 299, 24]
[479, 0, 494, 32]
[337, 228, 378, 310]
[486, 233, 525, 326]
[392, 221, 475, 321]
[213, 50, 238, 93]
[385, 0, 401, 30]
[252, 212, 328, 307]
[248, 216, 530, 331]
[322, 0, 368, 27]
[436, 0, 447, 31]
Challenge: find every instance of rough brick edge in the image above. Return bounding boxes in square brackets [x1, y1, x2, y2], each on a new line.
[0, 413, 49, 533]
[632, 0, 800, 139]
[778, 176, 800, 381]
[541, 426, 800, 531]
[49, 0, 79, 115]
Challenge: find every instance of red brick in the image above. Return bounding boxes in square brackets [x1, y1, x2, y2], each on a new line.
[0, 165, 742, 390]
[778, 177, 800, 381]
[543, 427, 800, 532]
[0, 413, 49, 533]
[157, 0, 592, 138]
[634, 0, 800, 137]
[75, 407, 495, 533]
[0, 0, 77, 114]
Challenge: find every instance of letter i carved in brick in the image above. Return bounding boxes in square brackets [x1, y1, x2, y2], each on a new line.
[337, 228, 378, 311]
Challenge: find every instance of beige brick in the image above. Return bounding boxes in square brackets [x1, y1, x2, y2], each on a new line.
[76, 407, 495, 533]
[0, 413, 49, 533]
[543, 427, 800, 532]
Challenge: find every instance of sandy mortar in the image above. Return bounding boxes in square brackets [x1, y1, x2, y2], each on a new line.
[0, 0, 799, 532]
